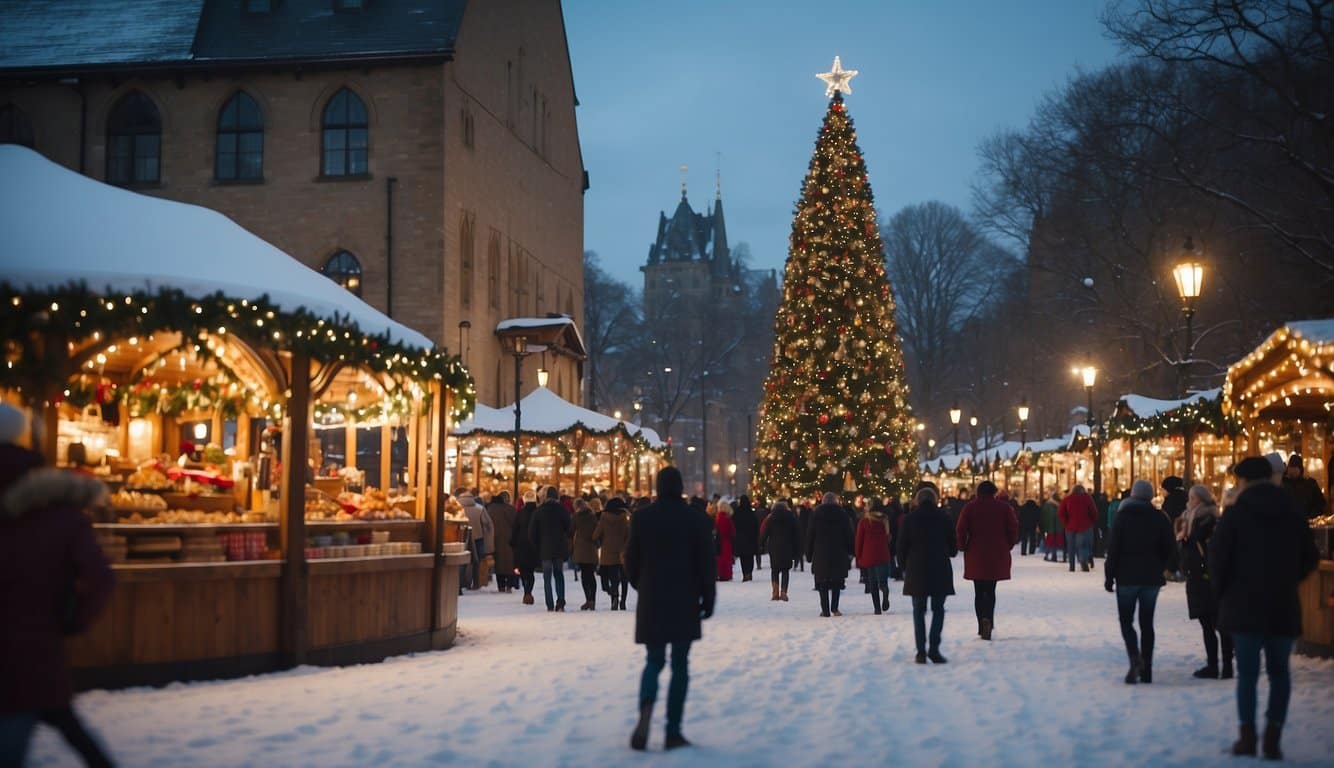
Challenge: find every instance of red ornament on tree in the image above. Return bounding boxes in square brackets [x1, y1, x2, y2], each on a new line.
[818, 413, 830, 425]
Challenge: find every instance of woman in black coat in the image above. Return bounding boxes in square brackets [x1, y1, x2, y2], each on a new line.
[625, 467, 716, 751]
[806, 492, 854, 617]
[760, 500, 800, 601]
[731, 495, 760, 581]
[1103, 480, 1175, 685]
[898, 487, 957, 663]
[510, 496, 541, 605]
[1180, 485, 1230, 679]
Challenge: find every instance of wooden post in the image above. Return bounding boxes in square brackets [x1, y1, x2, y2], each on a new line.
[428, 384, 451, 644]
[380, 421, 392, 491]
[279, 350, 311, 668]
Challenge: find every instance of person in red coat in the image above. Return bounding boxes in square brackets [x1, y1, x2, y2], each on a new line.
[956, 481, 1019, 640]
[1058, 485, 1099, 572]
[714, 502, 736, 582]
[855, 501, 893, 614]
[1, 440, 116, 767]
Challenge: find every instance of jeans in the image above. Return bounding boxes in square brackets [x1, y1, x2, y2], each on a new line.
[1233, 633, 1295, 727]
[1115, 585, 1160, 660]
[541, 559, 566, 608]
[1068, 530, 1093, 567]
[911, 594, 947, 652]
[641, 641, 692, 737]
[973, 579, 997, 629]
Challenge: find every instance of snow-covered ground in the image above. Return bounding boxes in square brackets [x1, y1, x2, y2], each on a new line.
[29, 554, 1334, 767]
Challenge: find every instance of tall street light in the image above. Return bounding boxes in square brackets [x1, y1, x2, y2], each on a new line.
[1017, 399, 1030, 451]
[1172, 237, 1205, 485]
[1079, 365, 1102, 496]
[949, 402, 962, 457]
[506, 335, 532, 505]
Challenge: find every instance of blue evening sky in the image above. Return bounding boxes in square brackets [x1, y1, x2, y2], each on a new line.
[563, 0, 1126, 288]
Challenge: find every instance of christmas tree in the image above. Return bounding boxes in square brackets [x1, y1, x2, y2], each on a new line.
[751, 59, 919, 501]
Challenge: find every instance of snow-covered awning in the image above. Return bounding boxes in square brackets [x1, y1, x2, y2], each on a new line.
[920, 430, 1083, 474]
[0, 145, 432, 351]
[453, 386, 666, 449]
[495, 316, 586, 360]
[1116, 389, 1221, 420]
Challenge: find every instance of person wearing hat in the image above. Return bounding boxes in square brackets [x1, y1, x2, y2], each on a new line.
[510, 489, 541, 605]
[1210, 456, 1320, 759]
[1104, 479, 1175, 685]
[1161, 476, 1188, 522]
[1281, 454, 1327, 521]
[955, 481, 1019, 640]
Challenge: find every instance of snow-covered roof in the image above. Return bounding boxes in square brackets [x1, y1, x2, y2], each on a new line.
[1117, 388, 1221, 419]
[495, 317, 576, 332]
[1287, 319, 1334, 344]
[919, 429, 1084, 474]
[0, 145, 432, 351]
[453, 387, 667, 449]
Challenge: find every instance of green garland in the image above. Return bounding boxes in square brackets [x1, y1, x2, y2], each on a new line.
[1105, 394, 1241, 440]
[2, 281, 475, 420]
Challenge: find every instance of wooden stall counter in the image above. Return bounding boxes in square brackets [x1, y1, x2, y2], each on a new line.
[1297, 560, 1334, 658]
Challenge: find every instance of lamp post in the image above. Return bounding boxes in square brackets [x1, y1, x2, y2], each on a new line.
[507, 335, 532, 505]
[727, 462, 737, 495]
[1017, 400, 1030, 499]
[968, 415, 978, 482]
[1172, 238, 1205, 485]
[949, 403, 962, 457]
[1080, 366, 1102, 496]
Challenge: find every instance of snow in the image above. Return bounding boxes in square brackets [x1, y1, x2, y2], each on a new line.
[495, 317, 575, 332]
[1118, 389, 1221, 420]
[0, 146, 432, 352]
[1288, 319, 1334, 345]
[28, 556, 1334, 767]
[921, 432, 1084, 473]
[454, 386, 667, 448]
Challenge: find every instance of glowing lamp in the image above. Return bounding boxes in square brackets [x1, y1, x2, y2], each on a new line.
[537, 368, 549, 387]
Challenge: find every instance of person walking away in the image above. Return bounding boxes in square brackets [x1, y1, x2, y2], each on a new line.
[593, 497, 631, 610]
[1211, 457, 1320, 759]
[1180, 484, 1231, 679]
[1041, 492, 1064, 562]
[754, 500, 770, 571]
[572, 498, 600, 610]
[714, 501, 736, 582]
[530, 486, 572, 611]
[511, 491, 541, 604]
[625, 467, 716, 752]
[458, 493, 493, 589]
[1018, 498, 1041, 557]
[487, 492, 518, 594]
[887, 497, 906, 580]
[899, 487, 957, 664]
[806, 492, 854, 617]
[1282, 454, 1327, 520]
[731, 496, 759, 581]
[956, 481, 1019, 640]
[855, 500, 892, 614]
[794, 503, 810, 571]
[1161, 476, 1188, 523]
[1103, 480, 1175, 685]
[760, 500, 799, 601]
[1, 433, 117, 768]
[1058, 486, 1098, 572]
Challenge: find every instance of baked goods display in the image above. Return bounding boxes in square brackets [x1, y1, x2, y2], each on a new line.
[110, 490, 168, 510]
[337, 487, 415, 520]
[305, 489, 354, 521]
[126, 465, 174, 491]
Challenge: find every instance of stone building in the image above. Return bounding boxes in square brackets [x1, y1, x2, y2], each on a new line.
[0, 0, 587, 409]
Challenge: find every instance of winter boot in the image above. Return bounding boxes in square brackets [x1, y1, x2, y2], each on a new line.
[555, 599, 565, 612]
[915, 651, 927, 664]
[522, 593, 535, 605]
[1124, 652, 1142, 685]
[818, 589, 830, 617]
[1231, 724, 1257, 756]
[771, 583, 781, 601]
[1140, 652, 1153, 684]
[780, 588, 789, 602]
[927, 649, 948, 664]
[1262, 724, 1282, 760]
[980, 618, 993, 641]
[1192, 664, 1219, 679]
[664, 733, 692, 751]
[882, 587, 890, 613]
[630, 700, 654, 751]
[1221, 658, 1234, 679]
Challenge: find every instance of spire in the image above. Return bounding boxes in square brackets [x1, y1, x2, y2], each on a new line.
[715, 151, 722, 199]
[680, 163, 688, 201]
[710, 191, 730, 276]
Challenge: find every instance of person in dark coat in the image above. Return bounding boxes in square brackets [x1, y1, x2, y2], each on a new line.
[793, 502, 811, 571]
[1210, 457, 1320, 760]
[855, 500, 892, 614]
[956, 481, 1019, 640]
[1103, 480, 1175, 685]
[1161, 476, 1188, 522]
[529, 486, 572, 611]
[887, 497, 906, 580]
[806, 492, 854, 617]
[511, 491, 541, 605]
[1, 441, 116, 768]
[760, 500, 800, 601]
[1180, 484, 1231, 679]
[731, 496, 759, 581]
[1282, 453, 1328, 520]
[1018, 498, 1041, 556]
[487, 492, 518, 594]
[593, 497, 631, 610]
[571, 498, 600, 610]
[754, 501, 770, 570]
[899, 487, 957, 664]
[625, 467, 715, 752]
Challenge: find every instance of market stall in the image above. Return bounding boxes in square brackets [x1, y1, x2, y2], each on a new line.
[1224, 319, 1334, 657]
[919, 432, 1080, 501]
[451, 385, 669, 497]
[0, 146, 475, 687]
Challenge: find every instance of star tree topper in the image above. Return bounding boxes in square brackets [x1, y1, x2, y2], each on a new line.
[817, 56, 858, 97]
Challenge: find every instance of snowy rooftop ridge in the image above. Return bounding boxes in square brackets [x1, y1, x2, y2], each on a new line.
[0, 146, 433, 351]
[1117, 388, 1221, 420]
[1288, 318, 1334, 344]
[454, 387, 666, 449]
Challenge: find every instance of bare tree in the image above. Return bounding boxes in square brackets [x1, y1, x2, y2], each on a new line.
[581, 251, 641, 411]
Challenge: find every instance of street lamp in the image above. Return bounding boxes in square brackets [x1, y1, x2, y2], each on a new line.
[949, 403, 962, 457]
[536, 367, 549, 387]
[1017, 400, 1030, 450]
[1172, 237, 1205, 484]
[727, 462, 738, 494]
[1077, 365, 1102, 496]
[506, 335, 532, 505]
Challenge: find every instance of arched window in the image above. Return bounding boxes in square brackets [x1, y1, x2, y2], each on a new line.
[321, 88, 368, 177]
[323, 250, 363, 296]
[216, 91, 263, 181]
[107, 91, 161, 185]
[0, 104, 35, 147]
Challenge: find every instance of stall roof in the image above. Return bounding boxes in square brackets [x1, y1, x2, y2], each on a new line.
[453, 386, 666, 449]
[1118, 389, 1221, 419]
[0, 146, 432, 351]
[920, 431, 1081, 474]
[1224, 318, 1334, 421]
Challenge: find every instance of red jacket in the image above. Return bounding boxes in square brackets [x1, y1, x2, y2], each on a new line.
[1, 458, 114, 713]
[714, 511, 735, 580]
[855, 513, 891, 568]
[956, 495, 1019, 581]
[1058, 492, 1098, 533]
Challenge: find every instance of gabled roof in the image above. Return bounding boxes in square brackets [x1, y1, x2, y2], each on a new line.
[0, 0, 466, 75]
